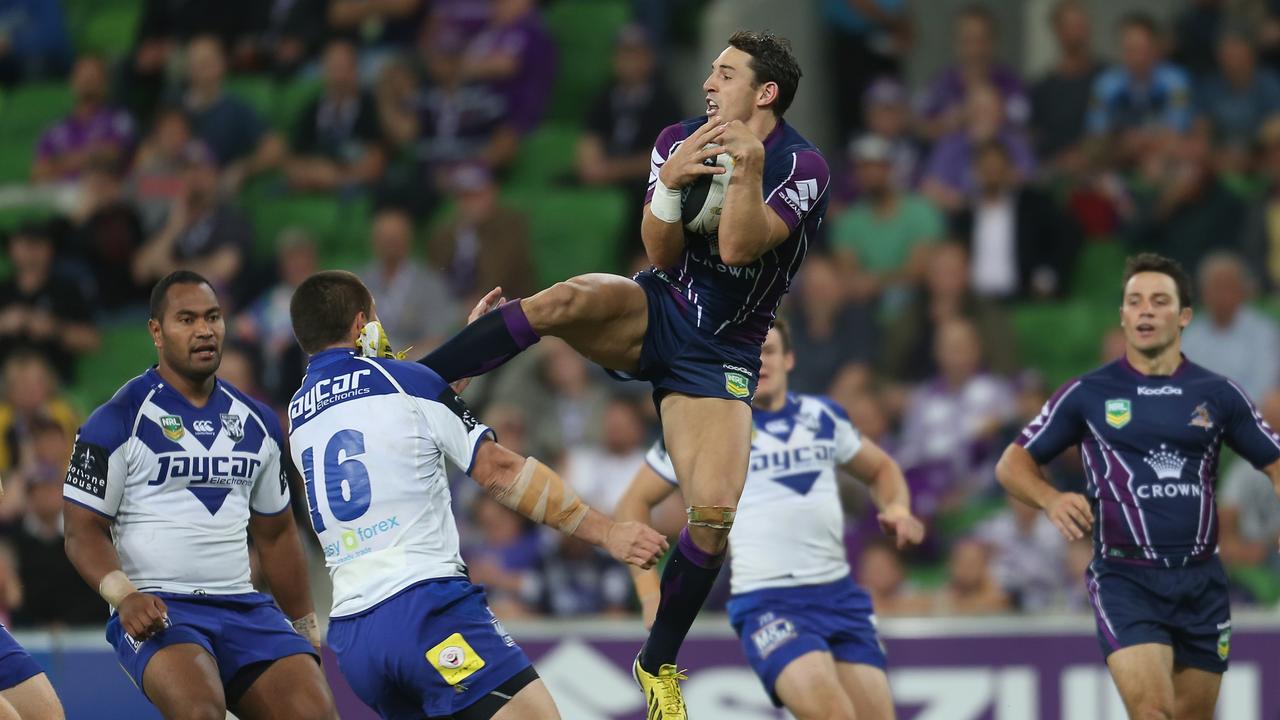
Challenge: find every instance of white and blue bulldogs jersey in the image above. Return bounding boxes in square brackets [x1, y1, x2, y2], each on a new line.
[647, 393, 861, 594]
[287, 349, 493, 618]
[64, 369, 291, 596]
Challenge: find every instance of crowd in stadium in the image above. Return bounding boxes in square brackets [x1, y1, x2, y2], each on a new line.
[1, 0, 1280, 629]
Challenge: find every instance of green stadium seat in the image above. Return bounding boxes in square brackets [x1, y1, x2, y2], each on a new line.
[226, 75, 277, 123]
[502, 187, 626, 286]
[245, 194, 345, 263]
[0, 83, 72, 183]
[272, 79, 322, 132]
[72, 323, 156, 411]
[1013, 301, 1111, 387]
[508, 123, 579, 189]
[1069, 240, 1127, 308]
[77, 3, 143, 58]
[544, 0, 632, 124]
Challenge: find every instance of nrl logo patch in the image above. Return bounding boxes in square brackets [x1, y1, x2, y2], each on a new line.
[220, 413, 244, 441]
[159, 415, 184, 442]
[1218, 623, 1232, 660]
[1105, 399, 1131, 429]
[725, 372, 750, 399]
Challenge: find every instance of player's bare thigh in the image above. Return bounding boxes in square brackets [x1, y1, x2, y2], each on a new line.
[0, 694, 19, 720]
[520, 274, 648, 372]
[232, 654, 336, 720]
[1106, 643, 1175, 720]
[836, 662, 896, 720]
[773, 651, 857, 720]
[141, 643, 227, 720]
[1171, 663, 1221, 720]
[0, 674, 64, 720]
[659, 393, 752, 552]
[487, 678, 561, 720]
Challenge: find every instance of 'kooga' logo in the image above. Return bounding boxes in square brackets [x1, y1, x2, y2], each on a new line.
[1137, 386, 1182, 396]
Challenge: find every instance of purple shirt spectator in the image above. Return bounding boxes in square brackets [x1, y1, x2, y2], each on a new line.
[924, 129, 1035, 199]
[35, 107, 134, 182]
[921, 65, 1030, 128]
[463, 8, 556, 134]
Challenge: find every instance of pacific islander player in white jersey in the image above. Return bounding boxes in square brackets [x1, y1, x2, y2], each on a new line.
[62, 271, 338, 720]
[616, 318, 924, 720]
[285, 271, 668, 720]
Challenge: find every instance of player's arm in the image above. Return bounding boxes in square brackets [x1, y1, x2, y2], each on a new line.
[642, 122, 728, 268]
[840, 437, 924, 549]
[249, 510, 319, 648]
[1218, 384, 1280, 549]
[996, 444, 1092, 541]
[469, 439, 669, 568]
[614, 460, 679, 629]
[714, 120, 792, 265]
[63, 503, 169, 641]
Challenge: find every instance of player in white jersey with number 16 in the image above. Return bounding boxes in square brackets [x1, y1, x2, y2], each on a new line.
[286, 271, 667, 720]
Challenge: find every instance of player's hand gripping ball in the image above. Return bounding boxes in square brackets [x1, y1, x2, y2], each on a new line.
[682, 147, 735, 236]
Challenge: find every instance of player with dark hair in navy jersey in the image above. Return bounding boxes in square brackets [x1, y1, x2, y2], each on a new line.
[416, 29, 827, 720]
[997, 253, 1280, 720]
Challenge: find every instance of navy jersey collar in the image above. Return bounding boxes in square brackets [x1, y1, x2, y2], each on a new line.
[762, 118, 788, 151]
[1119, 353, 1189, 380]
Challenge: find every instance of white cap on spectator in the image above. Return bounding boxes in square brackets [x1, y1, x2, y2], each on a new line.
[850, 134, 893, 163]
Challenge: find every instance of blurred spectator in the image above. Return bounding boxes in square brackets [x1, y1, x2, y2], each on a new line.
[1182, 252, 1280, 400]
[785, 255, 878, 394]
[178, 35, 284, 187]
[832, 136, 943, 302]
[460, 0, 556, 135]
[427, 164, 535, 305]
[359, 207, 455, 356]
[240, 0, 328, 77]
[898, 319, 1017, 518]
[285, 39, 387, 193]
[1128, 134, 1243, 273]
[919, 4, 1029, 139]
[0, 0, 71, 85]
[529, 536, 633, 617]
[921, 84, 1037, 213]
[464, 495, 540, 619]
[131, 108, 212, 233]
[1193, 26, 1280, 166]
[128, 0, 252, 120]
[950, 141, 1080, 300]
[1087, 13, 1192, 159]
[328, 0, 427, 79]
[933, 537, 1011, 615]
[974, 495, 1066, 612]
[1218, 390, 1280, 572]
[855, 540, 930, 616]
[0, 350, 79, 474]
[1243, 116, 1280, 289]
[842, 78, 923, 202]
[235, 228, 316, 405]
[31, 56, 135, 184]
[0, 226, 99, 384]
[11, 417, 103, 626]
[131, 147, 253, 302]
[820, 0, 911, 140]
[880, 242, 1019, 383]
[0, 543, 18, 625]
[216, 343, 268, 405]
[563, 397, 647, 514]
[72, 160, 148, 311]
[1061, 539, 1094, 611]
[1173, 0, 1228, 82]
[1030, 0, 1102, 168]
[486, 339, 608, 461]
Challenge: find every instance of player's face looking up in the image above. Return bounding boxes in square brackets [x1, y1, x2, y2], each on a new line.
[151, 282, 224, 381]
[1120, 271, 1191, 356]
[703, 47, 776, 124]
[754, 326, 794, 409]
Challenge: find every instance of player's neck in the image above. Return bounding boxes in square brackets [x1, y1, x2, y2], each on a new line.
[156, 363, 216, 407]
[747, 113, 779, 143]
[1125, 345, 1183, 377]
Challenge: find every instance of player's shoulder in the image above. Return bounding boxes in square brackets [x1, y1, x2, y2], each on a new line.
[653, 117, 701, 149]
[796, 393, 850, 423]
[1179, 361, 1251, 401]
[79, 370, 160, 449]
[766, 121, 830, 181]
[364, 357, 450, 402]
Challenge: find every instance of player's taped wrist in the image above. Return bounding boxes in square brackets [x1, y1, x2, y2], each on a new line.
[494, 457, 590, 535]
[291, 612, 321, 646]
[649, 177, 682, 224]
[98, 570, 138, 607]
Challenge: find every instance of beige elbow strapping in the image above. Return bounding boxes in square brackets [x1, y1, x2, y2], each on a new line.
[498, 457, 590, 535]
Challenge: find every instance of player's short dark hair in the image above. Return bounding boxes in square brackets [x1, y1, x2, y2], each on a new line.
[770, 316, 792, 353]
[149, 270, 214, 320]
[290, 270, 374, 355]
[1119, 11, 1160, 39]
[1123, 253, 1193, 310]
[727, 30, 802, 117]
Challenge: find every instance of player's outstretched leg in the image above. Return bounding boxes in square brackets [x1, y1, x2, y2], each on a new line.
[1106, 644, 1175, 720]
[774, 652, 857, 720]
[0, 694, 18, 720]
[141, 644, 228, 720]
[421, 274, 648, 382]
[231, 654, 338, 720]
[1, 674, 65, 720]
[483, 678, 561, 720]
[1171, 664, 1222, 720]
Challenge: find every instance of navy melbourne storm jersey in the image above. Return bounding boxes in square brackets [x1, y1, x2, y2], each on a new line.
[1017, 357, 1280, 566]
[646, 117, 829, 346]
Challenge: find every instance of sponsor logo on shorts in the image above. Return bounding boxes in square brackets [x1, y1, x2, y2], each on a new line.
[725, 372, 750, 399]
[1104, 399, 1131, 429]
[192, 420, 215, 435]
[1136, 385, 1182, 396]
[1218, 622, 1232, 660]
[160, 415, 185, 441]
[427, 633, 486, 686]
[751, 617, 797, 659]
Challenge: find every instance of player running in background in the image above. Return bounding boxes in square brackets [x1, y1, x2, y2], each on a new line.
[286, 271, 667, 720]
[616, 319, 922, 720]
[996, 253, 1280, 720]
[62, 271, 337, 720]
[416, 31, 828, 718]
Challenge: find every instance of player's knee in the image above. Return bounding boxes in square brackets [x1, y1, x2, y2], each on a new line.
[1132, 700, 1173, 720]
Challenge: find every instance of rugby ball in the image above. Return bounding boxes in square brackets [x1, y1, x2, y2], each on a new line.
[682, 146, 735, 235]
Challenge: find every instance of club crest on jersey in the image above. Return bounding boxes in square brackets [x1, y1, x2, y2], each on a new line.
[1189, 403, 1214, 430]
[220, 413, 244, 441]
[159, 415, 184, 441]
[1105, 399, 1131, 429]
[725, 372, 750, 399]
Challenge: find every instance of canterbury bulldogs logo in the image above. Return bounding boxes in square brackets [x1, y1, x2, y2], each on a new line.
[220, 414, 244, 441]
[1137, 386, 1182, 396]
[192, 420, 215, 435]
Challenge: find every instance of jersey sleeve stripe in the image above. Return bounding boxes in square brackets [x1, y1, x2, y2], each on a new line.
[763, 153, 798, 205]
[65, 496, 115, 520]
[1020, 379, 1083, 450]
[465, 429, 495, 475]
[1226, 379, 1280, 455]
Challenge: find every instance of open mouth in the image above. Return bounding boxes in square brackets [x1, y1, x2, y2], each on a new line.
[1135, 323, 1156, 338]
[192, 344, 218, 360]
[706, 98, 719, 117]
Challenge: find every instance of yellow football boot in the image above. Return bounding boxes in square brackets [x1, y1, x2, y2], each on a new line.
[633, 655, 688, 720]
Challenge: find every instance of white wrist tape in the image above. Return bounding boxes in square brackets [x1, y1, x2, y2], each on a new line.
[291, 612, 321, 646]
[98, 570, 138, 607]
[649, 177, 682, 224]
